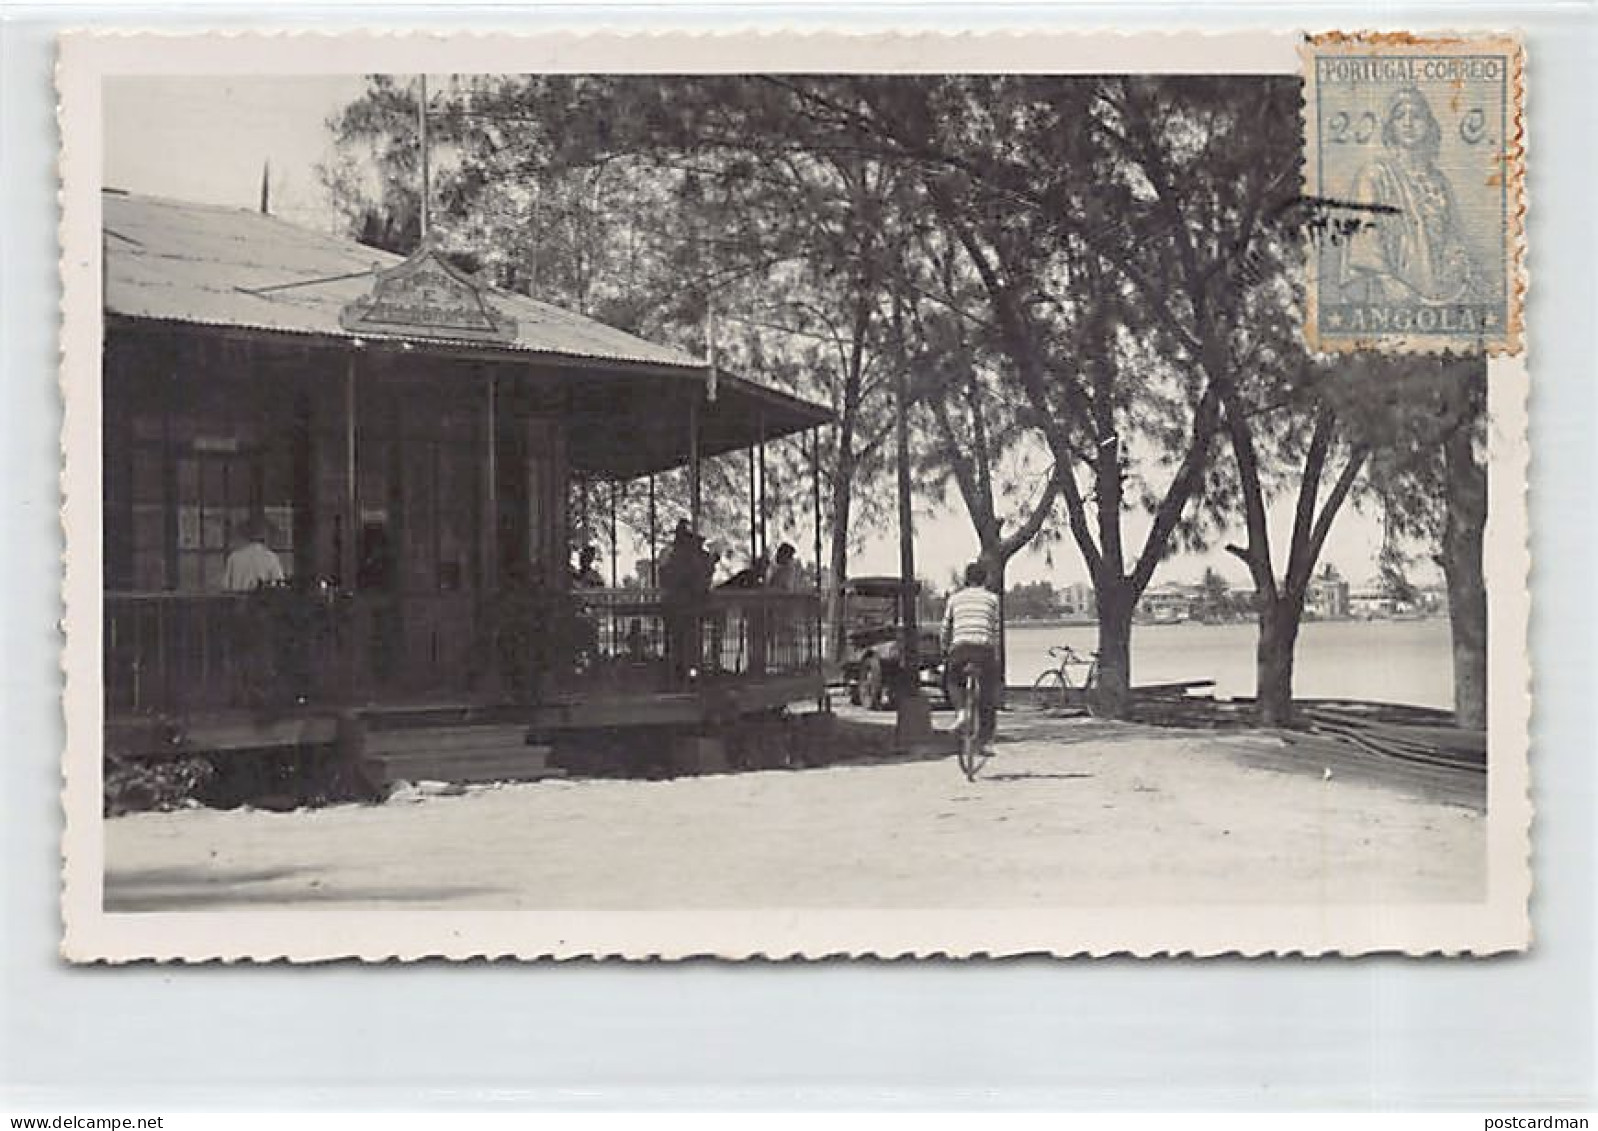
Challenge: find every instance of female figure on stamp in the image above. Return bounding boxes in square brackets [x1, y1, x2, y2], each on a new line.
[1340, 86, 1485, 305]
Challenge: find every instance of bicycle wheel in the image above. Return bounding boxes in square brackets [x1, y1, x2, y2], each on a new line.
[957, 672, 992, 781]
[1031, 668, 1070, 711]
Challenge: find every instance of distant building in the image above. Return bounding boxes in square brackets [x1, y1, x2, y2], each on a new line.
[1306, 565, 1350, 619]
[1349, 582, 1397, 619]
[1138, 582, 1196, 624]
[1058, 581, 1096, 620]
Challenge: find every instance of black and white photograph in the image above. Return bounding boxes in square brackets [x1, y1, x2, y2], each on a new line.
[58, 31, 1530, 960]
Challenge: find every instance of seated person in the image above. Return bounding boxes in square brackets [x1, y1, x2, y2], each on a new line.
[718, 553, 768, 589]
[766, 542, 799, 592]
[571, 545, 605, 589]
[224, 516, 286, 593]
[623, 618, 650, 662]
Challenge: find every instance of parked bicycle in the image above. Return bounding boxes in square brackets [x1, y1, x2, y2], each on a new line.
[1030, 644, 1101, 715]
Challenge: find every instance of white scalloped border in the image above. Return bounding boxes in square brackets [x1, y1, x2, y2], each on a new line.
[57, 27, 1533, 963]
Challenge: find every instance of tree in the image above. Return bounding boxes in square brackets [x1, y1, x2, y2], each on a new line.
[849, 76, 1299, 717]
[891, 242, 1064, 680]
[1006, 581, 1060, 621]
[1219, 355, 1373, 725]
[1377, 550, 1419, 608]
[1366, 358, 1487, 728]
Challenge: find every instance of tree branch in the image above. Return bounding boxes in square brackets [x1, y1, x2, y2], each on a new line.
[1284, 403, 1336, 589]
[1221, 385, 1277, 600]
[1130, 380, 1225, 593]
[997, 466, 1065, 559]
[1304, 445, 1369, 584]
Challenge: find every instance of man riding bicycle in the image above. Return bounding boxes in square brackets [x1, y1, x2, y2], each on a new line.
[942, 561, 1001, 746]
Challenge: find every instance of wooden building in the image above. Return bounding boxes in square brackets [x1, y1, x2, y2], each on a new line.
[101, 190, 831, 777]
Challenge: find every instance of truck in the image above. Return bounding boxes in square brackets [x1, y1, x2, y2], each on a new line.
[837, 576, 950, 710]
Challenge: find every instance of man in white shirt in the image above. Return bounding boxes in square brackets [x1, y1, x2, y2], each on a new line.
[223, 517, 285, 592]
[221, 516, 286, 707]
[941, 560, 1001, 744]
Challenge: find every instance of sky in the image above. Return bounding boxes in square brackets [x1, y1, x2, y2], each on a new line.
[103, 75, 1405, 592]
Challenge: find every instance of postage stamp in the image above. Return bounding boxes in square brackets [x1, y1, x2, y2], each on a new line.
[58, 30, 1531, 962]
[1301, 33, 1526, 355]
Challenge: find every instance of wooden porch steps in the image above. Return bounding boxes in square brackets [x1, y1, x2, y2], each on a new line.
[361, 723, 564, 787]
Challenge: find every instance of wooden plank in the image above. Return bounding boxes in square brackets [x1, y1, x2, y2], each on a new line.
[526, 693, 705, 730]
[374, 750, 559, 784]
[364, 724, 533, 754]
[374, 742, 537, 758]
[376, 744, 551, 765]
[728, 673, 825, 713]
[378, 763, 566, 785]
[176, 713, 339, 753]
[1132, 679, 1217, 697]
[376, 753, 554, 777]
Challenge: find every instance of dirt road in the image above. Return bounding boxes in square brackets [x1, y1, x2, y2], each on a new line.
[104, 716, 1485, 913]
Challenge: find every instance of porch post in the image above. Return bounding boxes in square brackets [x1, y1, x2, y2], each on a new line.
[342, 351, 359, 587]
[481, 369, 498, 592]
[688, 395, 702, 529]
[160, 341, 178, 591]
[480, 369, 500, 697]
[609, 479, 619, 587]
[746, 445, 758, 568]
[609, 477, 620, 655]
[811, 425, 825, 707]
[577, 474, 590, 552]
[647, 473, 658, 586]
[341, 348, 361, 702]
[757, 412, 768, 561]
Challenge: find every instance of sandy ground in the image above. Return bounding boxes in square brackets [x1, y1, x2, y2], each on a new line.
[104, 713, 1485, 912]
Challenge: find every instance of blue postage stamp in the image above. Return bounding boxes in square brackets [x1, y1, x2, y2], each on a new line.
[1301, 33, 1525, 355]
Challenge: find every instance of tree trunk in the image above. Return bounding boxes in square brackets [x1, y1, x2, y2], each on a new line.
[1255, 596, 1303, 727]
[894, 342, 920, 698]
[826, 456, 854, 664]
[1094, 580, 1135, 718]
[826, 291, 872, 665]
[1441, 422, 1488, 729]
[979, 550, 1009, 695]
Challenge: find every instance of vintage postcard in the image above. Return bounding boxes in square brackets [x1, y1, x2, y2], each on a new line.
[58, 30, 1531, 961]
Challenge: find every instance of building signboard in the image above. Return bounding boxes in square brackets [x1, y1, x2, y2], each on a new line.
[339, 242, 517, 344]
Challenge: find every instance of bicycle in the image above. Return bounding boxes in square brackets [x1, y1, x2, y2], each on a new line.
[955, 662, 993, 781]
[1030, 644, 1101, 714]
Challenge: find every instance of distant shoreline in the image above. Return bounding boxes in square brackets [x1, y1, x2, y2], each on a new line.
[1003, 616, 1455, 710]
[1006, 612, 1449, 630]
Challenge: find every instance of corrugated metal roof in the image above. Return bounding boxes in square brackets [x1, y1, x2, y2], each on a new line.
[102, 191, 706, 370]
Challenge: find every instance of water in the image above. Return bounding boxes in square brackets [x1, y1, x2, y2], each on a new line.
[1004, 617, 1455, 710]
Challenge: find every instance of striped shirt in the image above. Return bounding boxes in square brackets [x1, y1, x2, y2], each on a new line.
[943, 586, 1000, 648]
